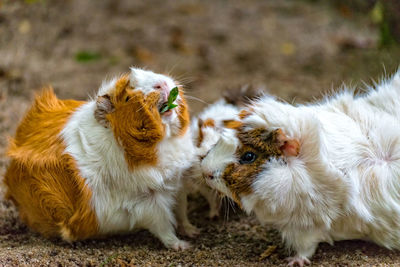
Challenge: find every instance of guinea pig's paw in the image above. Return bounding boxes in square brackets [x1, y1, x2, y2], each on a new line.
[178, 223, 201, 238]
[145, 91, 162, 108]
[286, 256, 310, 267]
[129, 90, 146, 106]
[208, 209, 220, 220]
[171, 239, 191, 251]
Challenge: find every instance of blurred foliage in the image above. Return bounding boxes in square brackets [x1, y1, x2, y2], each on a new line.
[302, 0, 399, 47]
[332, 0, 377, 12]
[370, 1, 393, 47]
[380, 0, 400, 46]
[75, 51, 102, 63]
[24, 0, 46, 4]
[370, 0, 399, 47]
[370, 1, 383, 24]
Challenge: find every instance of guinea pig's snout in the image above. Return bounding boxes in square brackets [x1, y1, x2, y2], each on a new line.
[153, 81, 168, 91]
[153, 81, 169, 102]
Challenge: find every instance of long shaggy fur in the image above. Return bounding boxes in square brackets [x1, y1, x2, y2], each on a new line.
[201, 70, 400, 264]
[4, 68, 195, 250]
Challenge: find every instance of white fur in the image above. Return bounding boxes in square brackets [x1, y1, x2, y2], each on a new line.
[201, 70, 400, 262]
[61, 68, 196, 249]
[176, 99, 242, 234]
[192, 99, 240, 156]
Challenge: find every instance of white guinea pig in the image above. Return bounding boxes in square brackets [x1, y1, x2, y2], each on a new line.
[201, 71, 400, 266]
[4, 67, 196, 250]
[177, 85, 264, 236]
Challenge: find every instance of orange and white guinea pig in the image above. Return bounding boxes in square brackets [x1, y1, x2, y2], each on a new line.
[201, 71, 400, 266]
[4, 68, 196, 250]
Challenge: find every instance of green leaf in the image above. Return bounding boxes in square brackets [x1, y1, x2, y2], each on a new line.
[160, 104, 169, 113]
[160, 87, 179, 113]
[168, 87, 179, 105]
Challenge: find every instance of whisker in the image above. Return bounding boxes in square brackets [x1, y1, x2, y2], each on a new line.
[224, 196, 229, 223]
[135, 105, 146, 112]
[176, 76, 196, 83]
[165, 62, 181, 78]
[228, 198, 236, 214]
[184, 95, 210, 105]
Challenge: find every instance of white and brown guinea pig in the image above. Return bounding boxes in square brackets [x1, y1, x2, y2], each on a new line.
[176, 85, 264, 237]
[4, 67, 196, 250]
[201, 70, 400, 266]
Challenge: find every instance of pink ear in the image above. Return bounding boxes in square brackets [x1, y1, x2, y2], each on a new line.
[276, 129, 300, 157]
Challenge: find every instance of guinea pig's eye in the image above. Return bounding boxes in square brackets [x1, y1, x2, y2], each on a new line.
[125, 96, 130, 102]
[239, 151, 257, 164]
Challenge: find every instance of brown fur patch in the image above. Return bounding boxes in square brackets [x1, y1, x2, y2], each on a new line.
[238, 128, 283, 154]
[4, 88, 98, 241]
[197, 119, 204, 147]
[221, 128, 283, 202]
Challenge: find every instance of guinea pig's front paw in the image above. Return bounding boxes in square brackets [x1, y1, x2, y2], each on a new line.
[208, 209, 220, 220]
[287, 256, 311, 267]
[170, 240, 191, 251]
[178, 222, 201, 238]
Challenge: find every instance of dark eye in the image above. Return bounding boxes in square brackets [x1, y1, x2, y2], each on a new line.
[125, 96, 130, 102]
[239, 151, 257, 164]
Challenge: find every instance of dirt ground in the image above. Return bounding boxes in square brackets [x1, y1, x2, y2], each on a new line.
[1, 0, 400, 266]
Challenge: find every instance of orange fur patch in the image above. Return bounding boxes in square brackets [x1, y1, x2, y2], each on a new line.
[239, 109, 252, 120]
[177, 89, 190, 136]
[223, 120, 242, 129]
[196, 118, 215, 147]
[203, 118, 215, 128]
[107, 86, 165, 169]
[4, 88, 98, 241]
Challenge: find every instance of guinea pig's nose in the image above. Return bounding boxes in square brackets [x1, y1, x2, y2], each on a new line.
[153, 81, 169, 92]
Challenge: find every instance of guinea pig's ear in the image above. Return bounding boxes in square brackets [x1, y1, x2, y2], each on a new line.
[275, 129, 300, 157]
[94, 94, 115, 128]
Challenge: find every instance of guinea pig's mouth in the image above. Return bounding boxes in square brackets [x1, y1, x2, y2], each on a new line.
[158, 100, 173, 116]
[157, 90, 178, 117]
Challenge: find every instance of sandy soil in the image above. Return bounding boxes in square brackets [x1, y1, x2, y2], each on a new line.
[1, 0, 400, 266]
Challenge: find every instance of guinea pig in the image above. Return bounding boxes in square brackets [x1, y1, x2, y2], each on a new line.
[3, 67, 196, 250]
[176, 85, 264, 236]
[201, 71, 400, 266]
